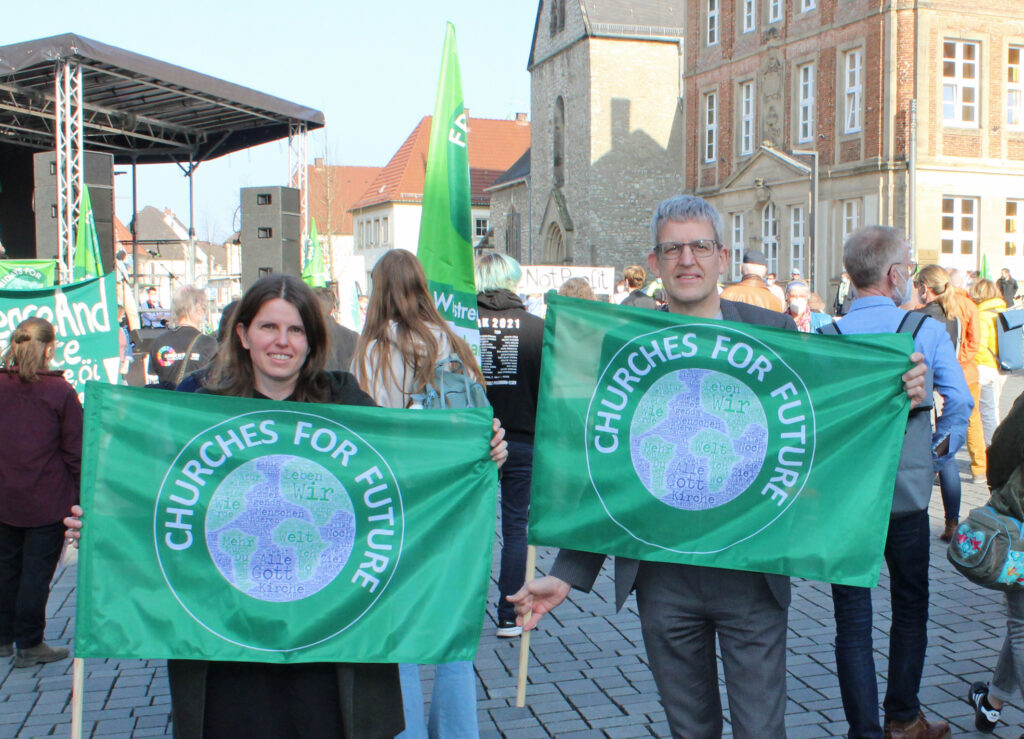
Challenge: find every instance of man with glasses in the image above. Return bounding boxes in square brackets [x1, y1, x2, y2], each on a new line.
[819, 226, 970, 739]
[511, 196, 928, 738]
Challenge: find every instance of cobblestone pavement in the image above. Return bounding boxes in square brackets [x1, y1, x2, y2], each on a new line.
[2, 378, 1022, 738]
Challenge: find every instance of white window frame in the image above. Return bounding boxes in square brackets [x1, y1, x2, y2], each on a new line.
[801, 0, 816, 11]
[475, 217, 489, 239]
[768, 0, 781, 23]
[382, 216, 389, 245]
[842, 200, 861, 241]
[941, 197, 978, 258]
[1006, 200, 1024, 257]
[731, 213, 744, 281]
[707, 0, 719, 46]
[740, 81, 755, 155]
[743, 0, 756, 33]
[798, 63, 816, 143]
[943, 40, 980, 127]
[1009, 46, 1024, 130]
[791, 206, 805, 276]
[844, 49, 863, 134]
[762, 203, 779, 275]
[704, 92, 718, 163]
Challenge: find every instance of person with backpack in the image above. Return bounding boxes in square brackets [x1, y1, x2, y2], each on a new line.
[351, 248, 491, 738]
[914, 265, 966, 541]
[971, 278, 1008, 445]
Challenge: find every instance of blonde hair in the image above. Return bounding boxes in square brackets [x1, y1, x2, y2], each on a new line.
[970, 278, 1001, 304]
[1, 317, 55, 382]
[914, 265, 956, 320]
[558, 277, 596, 300]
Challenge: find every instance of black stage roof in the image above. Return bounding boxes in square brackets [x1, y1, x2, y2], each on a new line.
[0, 33, 325, 164]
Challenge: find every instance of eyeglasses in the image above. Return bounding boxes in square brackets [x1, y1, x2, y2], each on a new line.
[655, 240, 721, 261]
[890, 261, 919, 276]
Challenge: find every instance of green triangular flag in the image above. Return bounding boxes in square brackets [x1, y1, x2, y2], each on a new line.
[302, 217, 327, 288]
[73, 184, 103, 281]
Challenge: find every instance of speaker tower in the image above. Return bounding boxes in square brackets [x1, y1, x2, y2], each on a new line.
[240, 186, 301, 291]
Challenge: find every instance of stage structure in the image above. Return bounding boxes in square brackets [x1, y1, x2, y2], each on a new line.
[0, 33, 324, 284]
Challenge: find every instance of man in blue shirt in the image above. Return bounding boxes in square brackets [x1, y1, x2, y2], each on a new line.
[824, 225, 971, 739]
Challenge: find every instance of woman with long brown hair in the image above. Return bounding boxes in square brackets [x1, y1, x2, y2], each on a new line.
[352, 249, 487, 738]
[0, 317, 81, 668]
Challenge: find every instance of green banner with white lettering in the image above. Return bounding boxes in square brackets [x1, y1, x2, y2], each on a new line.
[75, 383, 497, 663]
[0, 260, 57, 289]
[530, 294, 915, 587]
[0, 273, 118, 397]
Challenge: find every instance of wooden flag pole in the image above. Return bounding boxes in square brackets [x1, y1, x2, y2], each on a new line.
[70, 657, 84, 739]
[515, 545, 537, 708]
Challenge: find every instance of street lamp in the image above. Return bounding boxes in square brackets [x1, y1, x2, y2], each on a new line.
[791, 149, 819, 292]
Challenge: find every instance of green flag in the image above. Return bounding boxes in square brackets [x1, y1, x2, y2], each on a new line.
[530, 294, 915, 588]
[0, 259, 57, 289]
[73, 184, 104, 281]
[302, 217, 327, 288]
[981, 253, 992, 281]
[417, 23, 480, 357]
[75, 383, 497, 663]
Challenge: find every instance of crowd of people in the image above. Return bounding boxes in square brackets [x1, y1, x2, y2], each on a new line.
[3, 191, 1024, 737]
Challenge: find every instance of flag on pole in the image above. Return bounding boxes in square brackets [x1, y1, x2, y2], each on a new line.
[981, 253, 992, 281]
[75, 383, 497, 663]
[302, 217, 327, 288]
[529, 294, 916, 588]
[417, 23, 481, 357]
[73, 184, 103, 281]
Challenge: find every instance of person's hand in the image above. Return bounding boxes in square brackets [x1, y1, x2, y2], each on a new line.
[507, 575, 571, 631]
[489, 418, 508, 467]
[63, 504, 83, 547]
[903, 352, 927, 409]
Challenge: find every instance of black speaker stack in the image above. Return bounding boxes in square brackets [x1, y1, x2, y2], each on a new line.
[240, 186, 301, 291]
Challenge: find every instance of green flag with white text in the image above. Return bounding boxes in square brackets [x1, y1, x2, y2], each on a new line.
[417, 23, 480, 357]
[302, 217, 327, 288]
[530, 294, 915, 588]
[0, 259, 57, 289]
[75, 383, 497, 663]
[73, 184, 104, 281]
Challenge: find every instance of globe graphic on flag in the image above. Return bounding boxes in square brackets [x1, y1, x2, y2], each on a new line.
[205, 454, 356, 603]
[630, 369, 768, 511]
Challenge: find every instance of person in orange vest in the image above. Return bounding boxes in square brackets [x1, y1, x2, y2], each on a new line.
[947, 268, 984, 483]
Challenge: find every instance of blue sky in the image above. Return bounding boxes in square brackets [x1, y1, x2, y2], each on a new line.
[2, 1, 536, 241]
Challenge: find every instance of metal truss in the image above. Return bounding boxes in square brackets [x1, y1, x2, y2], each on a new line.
[289, 120, 308, 252]
[55, 59, 83, 279]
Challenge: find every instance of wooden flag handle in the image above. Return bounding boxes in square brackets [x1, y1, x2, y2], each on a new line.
[70, 657, 84, 739]
[515, 545, 537, 708]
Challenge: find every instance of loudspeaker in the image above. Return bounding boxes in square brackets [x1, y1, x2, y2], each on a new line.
[33, 151, 115, 274]
[240, 186, 301, 291]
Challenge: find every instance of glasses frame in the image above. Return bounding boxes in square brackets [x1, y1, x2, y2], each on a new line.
[655, 239, 722, 261]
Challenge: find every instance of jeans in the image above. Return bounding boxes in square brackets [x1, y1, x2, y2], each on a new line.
[937, 456, 961, 523]
[832, 511, 930, 737]
[397, 661, 478, 738]
[0, 521, 65, 649]
[496, 440, 533, 623]
[990, 590, 1024, 704]
[978, 364, 1006, 445]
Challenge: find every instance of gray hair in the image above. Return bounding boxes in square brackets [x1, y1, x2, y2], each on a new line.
[171, 285, 207, 324]
[786, 280, 809, 295]
[649, 195, 725, 248]
[842, 226, 906, 290]
[475, 252, 523, 292]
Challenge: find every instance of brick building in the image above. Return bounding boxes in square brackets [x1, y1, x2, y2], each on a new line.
[519, 0, 1024, 295]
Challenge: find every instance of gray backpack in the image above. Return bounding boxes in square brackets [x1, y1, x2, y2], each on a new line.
[410, 355, 489, 409]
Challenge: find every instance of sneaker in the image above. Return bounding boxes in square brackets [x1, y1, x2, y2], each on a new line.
[495, 618, 523, 638]
[0, 643, 12, 658]
[13, 642, 70, 669]
[967, 681, 999, 733]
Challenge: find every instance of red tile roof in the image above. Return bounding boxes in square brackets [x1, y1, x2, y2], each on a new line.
[307, 164, 381, 235]
[350, 115, 530, 211]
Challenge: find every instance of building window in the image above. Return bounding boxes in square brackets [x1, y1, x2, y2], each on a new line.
[842, 200, 861, 241]
[791, 206, 805, 276]
[943, 40, 979, 127]
[762, 202, 779, 275]
[357, 222, 363, 248]
[704, 92, 718, 163]
[506, 212, 522, 261]
[798, 63, 816, 143]
[707, 0, 719, 46]
[1009, 46, 1024, 130]
[801, 0, 816, 10]
[549, 0, 565, 36]
[731, 213, 744, 281]
[382, 216, 389, 245]
[553, 96, 566, 187]
[768, 0, 781, 23]
[740, 81, 755, 155]
[941, 197, 977, 257]
[743, 0, 756, 33]
[373, 219, 381, 246]
[1007, 201, 1024, 257]
[845, 49, 863, 134]
[475, 218, 489, 238]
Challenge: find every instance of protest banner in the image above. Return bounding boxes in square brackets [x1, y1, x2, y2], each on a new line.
[74, 383, 497, 663]
[530, 294, 914, 587]
[0, 273, 119, 396]
[417, 23, 481, 357]
[0, 259, 58, 289]
[517, 265, 615, 296]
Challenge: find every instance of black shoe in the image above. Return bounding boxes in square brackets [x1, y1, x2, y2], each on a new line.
[0, 643, 12, 658]
[967, 681, 999, 733]
[495, 618, 522, 638]
[13, 642, 69, 668]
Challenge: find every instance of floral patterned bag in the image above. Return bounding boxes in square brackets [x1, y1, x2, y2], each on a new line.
[947, 504, 1024, 590]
